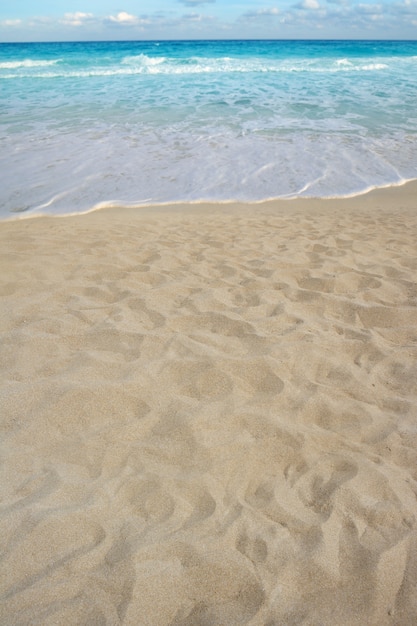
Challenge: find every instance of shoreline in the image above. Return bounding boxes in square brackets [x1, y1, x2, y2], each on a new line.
[4, 178, 417, 222]
[1, 184, 417, 624]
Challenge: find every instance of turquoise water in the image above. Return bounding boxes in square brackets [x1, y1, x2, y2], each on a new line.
[1, 40, 417, 217]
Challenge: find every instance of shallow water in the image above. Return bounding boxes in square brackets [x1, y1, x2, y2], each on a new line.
[1, 39, 417, 217]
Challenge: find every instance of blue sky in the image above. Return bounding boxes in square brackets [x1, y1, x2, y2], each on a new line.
[1, 0, 416, 41]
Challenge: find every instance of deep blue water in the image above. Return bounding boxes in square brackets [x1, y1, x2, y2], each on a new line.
[1, 40, 417, 217]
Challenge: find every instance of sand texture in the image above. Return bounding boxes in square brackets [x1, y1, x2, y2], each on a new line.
[1, 184, 417, 625]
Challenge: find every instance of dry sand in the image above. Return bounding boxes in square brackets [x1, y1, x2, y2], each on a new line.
[1, 182, 417, 625]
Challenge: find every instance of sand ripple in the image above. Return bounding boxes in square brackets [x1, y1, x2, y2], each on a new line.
[1, 191, 417, 624]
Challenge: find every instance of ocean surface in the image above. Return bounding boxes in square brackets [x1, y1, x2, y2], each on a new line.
[1, 39, 417, 217]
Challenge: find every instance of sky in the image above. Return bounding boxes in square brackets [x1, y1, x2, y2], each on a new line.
[0, 0, 416, 42]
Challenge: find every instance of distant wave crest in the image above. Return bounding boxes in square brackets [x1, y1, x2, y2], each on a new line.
[122, 54, 167, 66]
[0, 59, 61, 69]
[0, 55, 392, 79]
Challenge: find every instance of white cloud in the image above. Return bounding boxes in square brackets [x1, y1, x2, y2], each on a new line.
[1, 19, 22, 26]
[108, 12, 139, 24]
[61, 12, 93, 26]
[179, 0, 216, 5]
[300, 0, 320, 9]
[259, 7, 280, 15]
[357, 3, 383, 14]
[183, 12, 205, 21]
[103, 11, 156, 29]
[243, 7, 280, 18]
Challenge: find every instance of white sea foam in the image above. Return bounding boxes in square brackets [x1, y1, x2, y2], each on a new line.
[0, 59, 61, 69]
[0, 55, 393, 80]
[360, 63, 389, 70]
[1, 122, 416, 217]
[122, 54, 166, 66]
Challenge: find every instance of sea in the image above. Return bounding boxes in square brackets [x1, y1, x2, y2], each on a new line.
[1, 39, 417, 218]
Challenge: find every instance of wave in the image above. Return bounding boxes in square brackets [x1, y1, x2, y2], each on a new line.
[121, 54, 167, 66]
[119, 54, 391, 74]
[0, 54, 395, 79]
[0, 59, 61, 69]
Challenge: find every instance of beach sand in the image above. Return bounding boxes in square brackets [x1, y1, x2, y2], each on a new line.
[1, 182, 417, 625]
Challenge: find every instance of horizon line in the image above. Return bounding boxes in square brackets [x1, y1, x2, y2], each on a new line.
[2, 37, 417, 45]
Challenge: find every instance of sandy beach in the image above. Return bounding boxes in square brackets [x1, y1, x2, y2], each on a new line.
[1, 182, 417, 625]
